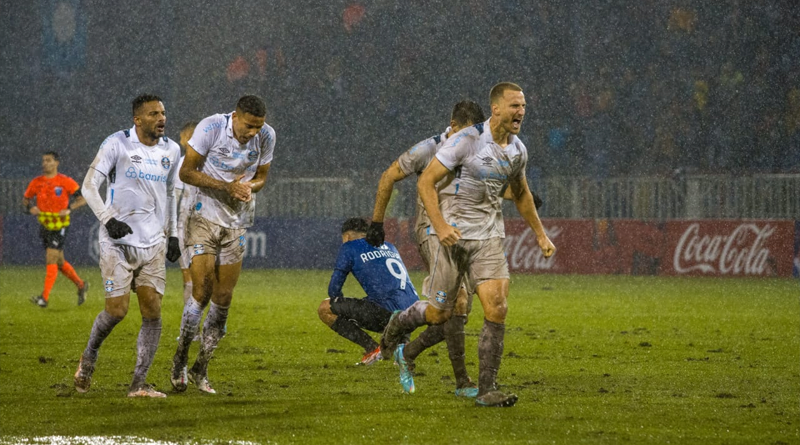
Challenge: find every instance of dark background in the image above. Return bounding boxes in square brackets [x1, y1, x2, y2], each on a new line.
[3, 0, 799, 183]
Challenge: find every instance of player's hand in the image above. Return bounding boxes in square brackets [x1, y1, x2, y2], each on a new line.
[538, 235, 555, 258]
[29, 206, 40, 216]
[365, 221, 385, 247]
[436, 224, 462, 247]
[106, 218, 133, 239]
[59, 209, 71, 217]
[226, 174, 252, 202]
[166, 236, 181, 263]
[533, 192, 543, 210]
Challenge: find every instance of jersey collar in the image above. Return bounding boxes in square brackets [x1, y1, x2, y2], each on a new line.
[129, 126, 166, 148]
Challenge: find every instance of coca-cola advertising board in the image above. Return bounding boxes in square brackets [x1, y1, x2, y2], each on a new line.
[385, 218, 796, 278]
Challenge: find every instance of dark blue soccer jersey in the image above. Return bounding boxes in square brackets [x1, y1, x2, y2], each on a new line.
[328, 239, 419, 312]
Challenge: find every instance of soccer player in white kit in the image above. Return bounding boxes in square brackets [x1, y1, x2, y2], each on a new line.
[74, 94, 182, 398]
[170, 95, 275, 394]
[368, 100, 486, 396]
[381, 82, 556, 407]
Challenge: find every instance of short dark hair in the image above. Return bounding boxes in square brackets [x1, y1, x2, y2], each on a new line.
[341, 217, 369, 234]
[489, 82, 523, 104]
[451, 100, 486, 127]
[236, 95, 267, 118]
[43, 151, 59, 162]
[132, 94, 162, 116]
[181, 120, 200, 133]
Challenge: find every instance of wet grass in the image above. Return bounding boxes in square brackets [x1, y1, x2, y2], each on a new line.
[1, 266, 798, 444]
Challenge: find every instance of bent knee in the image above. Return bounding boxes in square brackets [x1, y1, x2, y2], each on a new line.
[426, 307, 452, 325]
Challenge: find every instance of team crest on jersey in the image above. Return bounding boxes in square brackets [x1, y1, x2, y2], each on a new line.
[105, 279, 114, 293]
[130, 155, 142, 164]
[193, 244, 205, 255]
[238, 235, 246, 247]
[248, 150, 258, 161]
[54, 186, 63, 196]
[435, 291, 447, 304]
[161, 157, 171, 170]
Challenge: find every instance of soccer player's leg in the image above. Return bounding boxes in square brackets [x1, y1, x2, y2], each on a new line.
[471, 238, 517, 407]
[128, 244, 167, 398]
[447, 281, 477, 397]
[76, 244, 132, 393]
[172, 252, 214, 392]
[320, 297, 384, 364]
[33, 229, 60, 307]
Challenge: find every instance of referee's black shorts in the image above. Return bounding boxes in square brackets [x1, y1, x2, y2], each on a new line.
[330, 297, 392, 333]
[40, 226, 68, 250]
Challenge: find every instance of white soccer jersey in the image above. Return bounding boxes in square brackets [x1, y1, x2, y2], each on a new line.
[396, 128, 449, 235]
[434, 119, 528, 240]
[188, 112, 275, 228]
[88, 127, 181, 247]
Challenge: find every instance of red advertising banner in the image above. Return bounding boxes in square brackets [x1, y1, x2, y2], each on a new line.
[385, 218, 796, 278]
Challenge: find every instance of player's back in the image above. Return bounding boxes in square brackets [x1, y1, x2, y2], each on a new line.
[344, 239, 418, 312]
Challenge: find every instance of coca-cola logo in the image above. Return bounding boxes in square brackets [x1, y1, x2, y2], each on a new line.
[673, 223, 774, 275]
[503, 226, 561, 271]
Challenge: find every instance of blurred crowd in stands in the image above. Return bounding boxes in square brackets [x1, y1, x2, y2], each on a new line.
[4, 0, 799, 179]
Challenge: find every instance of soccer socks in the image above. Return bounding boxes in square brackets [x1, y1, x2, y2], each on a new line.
[477, 319, 505, 396]
[175, 298, 204, 363]
[403, 324, 444, 362]
[42, 264, 58, 301]
[83, 310, 123, 362]
[182, 281, 193, 305]
[444, 314, 471, 388]
[130, 317, 162, 390]
[330, 317, 379, 352]
[394, 300, 429, 332]
[59, 261, 84, 288]
[192, 302, 229, 376]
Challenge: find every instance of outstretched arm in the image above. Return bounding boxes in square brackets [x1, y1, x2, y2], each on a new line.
[372, 161, 409, 224]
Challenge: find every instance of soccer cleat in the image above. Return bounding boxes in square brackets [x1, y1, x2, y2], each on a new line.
[455, 381, 479, 398]
[394, 344, 415, 394]
[188, 369, 216, 394]
[30, 295, 47, 308]
[475, 390, 518, 407]
[74, 354, 95, 393]
[170, 362, 188, 392]
[77, 282, 89, 306]
[359, 346, 382, 366]
[127, 384, 167, 398]
[379, 310, 403, 360]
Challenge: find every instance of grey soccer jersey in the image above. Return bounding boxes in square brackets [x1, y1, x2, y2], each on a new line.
[396, 128, 449, 235]
[88, 127, 181, 247]
[434, 120, 528, 240]
[188, 112, 275, 229]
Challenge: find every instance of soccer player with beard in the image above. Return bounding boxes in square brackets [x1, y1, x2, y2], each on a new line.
[74, 94, 182, 398]
[317, 218, 419, 368]
[170, 95, 275, 394]
[23, 151, 89, 308]
[381, 82, 555, 407]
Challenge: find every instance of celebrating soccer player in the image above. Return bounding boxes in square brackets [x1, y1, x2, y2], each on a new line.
[170, 95, 275, 394]
[381, 82, 555, 407]
[23, 151, 89, 308]
[368, 100, 487, 397]
[318, 217, 419, 370]
[74, 94, 182, 398]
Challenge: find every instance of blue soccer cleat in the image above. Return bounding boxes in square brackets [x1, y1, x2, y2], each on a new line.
[394, 344, 415, 394]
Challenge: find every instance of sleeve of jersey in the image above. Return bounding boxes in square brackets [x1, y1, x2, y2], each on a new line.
[327, 244, 353, 299]
[23, 179, 37, 199]
[165, 144, 180, 237]
[65, 176, 80, 195]
[258, 126, 276, 166]
[397, 138, 435, 176]
[173, 156, 185, 191]
[82, 139, 119, 224]
[188, 116, 218, 157]
[512, 141, 529, 181]
[435, 133, 469, 171]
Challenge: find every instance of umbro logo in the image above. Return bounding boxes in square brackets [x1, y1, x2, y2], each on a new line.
[130, 155, 142, 164]
[219, 147, 230, 155]
[480, 156, 493, 166]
